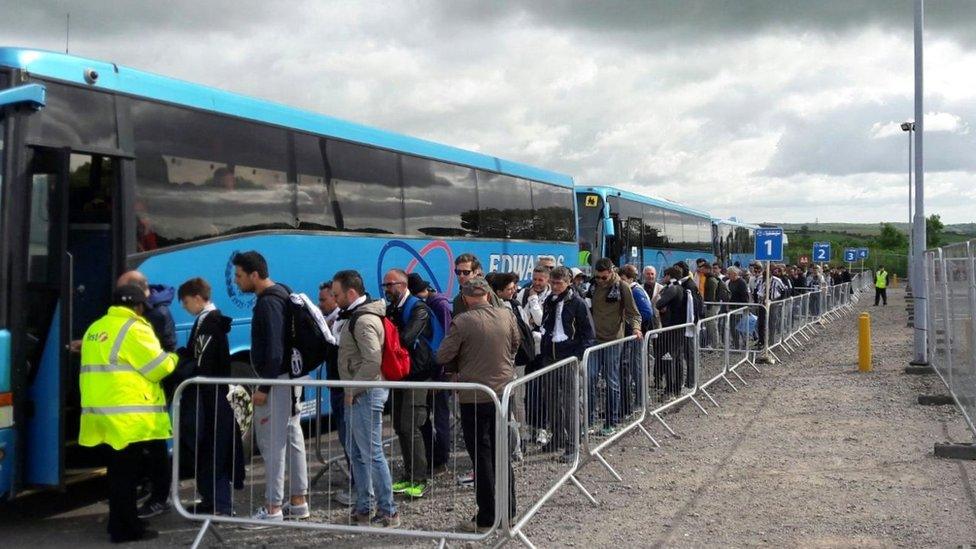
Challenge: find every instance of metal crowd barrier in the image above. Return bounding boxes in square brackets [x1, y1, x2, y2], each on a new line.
[580, 336, 656, 480]
[925, 241, 976, 439]
[171, 377, 507, 548]
[501, 356, 596, 547]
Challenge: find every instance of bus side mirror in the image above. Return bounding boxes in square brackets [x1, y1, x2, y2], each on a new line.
[0, 84, 46, 110]
[603, 217, 615, 237]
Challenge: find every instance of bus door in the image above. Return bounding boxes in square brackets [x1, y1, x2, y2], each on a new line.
[626, 217, 644, 269]
[15, 147, 121, 488]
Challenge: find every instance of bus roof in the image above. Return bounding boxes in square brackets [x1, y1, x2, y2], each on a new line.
[575, 185, 713, 219]
[713, 217, 760, 229]
[0, 47, 574, 188]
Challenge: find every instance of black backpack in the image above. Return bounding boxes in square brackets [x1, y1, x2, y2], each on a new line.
[281, 289, 335, 379]
[511, 303, 536, 367]
[716, 278, 731, 303]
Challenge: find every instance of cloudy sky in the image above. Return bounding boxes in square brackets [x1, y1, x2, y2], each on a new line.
[3, 0, 975, 223]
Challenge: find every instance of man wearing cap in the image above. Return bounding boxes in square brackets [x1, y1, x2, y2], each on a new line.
[78, 284, 178, 543]
[436, 277, 520, 533]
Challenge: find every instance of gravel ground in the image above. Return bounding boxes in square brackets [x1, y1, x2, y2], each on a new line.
[3, 286, 974, 548]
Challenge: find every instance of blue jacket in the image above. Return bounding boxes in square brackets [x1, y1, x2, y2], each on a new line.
[146, 284, 177, 352]
[629, 282, 655, 331]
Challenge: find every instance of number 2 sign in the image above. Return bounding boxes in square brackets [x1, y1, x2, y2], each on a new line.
[812, 242, 831, 262]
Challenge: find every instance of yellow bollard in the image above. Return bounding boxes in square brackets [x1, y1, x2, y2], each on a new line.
[892, 274, 898, 288]
[858, 313, 872, 372]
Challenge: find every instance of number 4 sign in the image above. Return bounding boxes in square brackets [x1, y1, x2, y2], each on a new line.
[755, 228, 784, 261]
[812, 242, 831, 262]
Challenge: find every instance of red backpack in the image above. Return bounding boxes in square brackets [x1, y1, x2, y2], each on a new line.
[349, 311, 412, 381]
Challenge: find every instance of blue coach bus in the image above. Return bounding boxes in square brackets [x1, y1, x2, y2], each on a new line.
[713, 217, 758, 268]
[0, 47, 577, 499]
[575, 186, 718, 273]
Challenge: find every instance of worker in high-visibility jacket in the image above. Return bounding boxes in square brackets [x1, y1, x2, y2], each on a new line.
[874, 265, 889, 307]
[79, 283, 177, 543]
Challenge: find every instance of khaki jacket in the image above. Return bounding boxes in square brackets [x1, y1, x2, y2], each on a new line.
[589, 273, 642, 342]
[437, 302, 519, 403]
[338, 299, 386, 397]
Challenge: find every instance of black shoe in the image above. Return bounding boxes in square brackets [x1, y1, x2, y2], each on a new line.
[137, 500, 171, 519]
[111, 528, 159, 543]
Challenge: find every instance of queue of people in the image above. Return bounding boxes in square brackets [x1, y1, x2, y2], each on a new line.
[77, 249, 866, 543]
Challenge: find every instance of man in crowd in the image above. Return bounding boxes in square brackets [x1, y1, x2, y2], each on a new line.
[643, 265, 664, 306]
[333, 270, 399, 527]
[489, 272, 536, 460]
[452, 253, 500, 315]
[539, 266, 594, 461]
[588, 258, 642, 435]
[874, 265, 889, 306]
[620, 264, 655, 333]
[317, 280, 354, 506]
[407, 273, 452, 474]
[655, 267, 690, 398]
[232, 251, 309, 526]
[79, 284, 177, 543]
[516, 265, 551, 374]
[437, 277, 519, 534]
[118, 270, 177, 353]
[383, 268, 436, 499]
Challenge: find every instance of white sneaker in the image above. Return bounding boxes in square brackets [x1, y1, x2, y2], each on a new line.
[282, 501, 310, 520]
[241, 506, 284, 529]
[535, 429, 551, 446]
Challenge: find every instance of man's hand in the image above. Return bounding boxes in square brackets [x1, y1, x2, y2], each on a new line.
[344, 392, 354, 407]
[252, 390, 268, 406]
[68, 340, 82, 354]
[633, 328, 644, 340]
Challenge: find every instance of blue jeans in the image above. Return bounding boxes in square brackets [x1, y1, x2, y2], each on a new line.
[330, 390, 354, 487]
[347, 388, 396, 517]
[587, 344, 621, 427]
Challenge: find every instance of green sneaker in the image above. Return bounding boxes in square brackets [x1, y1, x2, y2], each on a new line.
[404, 481, 428, 499]
[392, 480, 412, 494]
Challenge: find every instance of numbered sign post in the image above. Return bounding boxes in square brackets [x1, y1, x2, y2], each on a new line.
[755, 228, 784, 262]
[856, 248, 869, 273]
[813, 242, 831, 265]
[844, 248, 857, 270]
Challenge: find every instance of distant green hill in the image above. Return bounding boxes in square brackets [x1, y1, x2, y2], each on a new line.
[778, 222, 976, 237]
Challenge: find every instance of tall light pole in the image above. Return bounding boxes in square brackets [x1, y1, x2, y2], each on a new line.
[911, 0, 929, 365]
[901, 121, 914, 286]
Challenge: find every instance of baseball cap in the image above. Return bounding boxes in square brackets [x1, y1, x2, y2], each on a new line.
[461, 277, 490, 297]
[113, 283, 147, 306]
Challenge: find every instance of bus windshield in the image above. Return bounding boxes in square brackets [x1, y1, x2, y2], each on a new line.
[576, 192, 602, 267]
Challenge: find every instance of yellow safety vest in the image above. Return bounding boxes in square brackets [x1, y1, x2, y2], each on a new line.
[79, 306, 177, 450]
[875, 270, 888, 289]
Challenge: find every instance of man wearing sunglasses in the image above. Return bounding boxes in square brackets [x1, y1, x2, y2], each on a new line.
[451, 253, 501, 316]
[588, 258, 642, 436]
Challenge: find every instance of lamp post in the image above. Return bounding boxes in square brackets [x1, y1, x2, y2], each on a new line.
[910, 0, 928, 366]
[901, 121, 915, 287]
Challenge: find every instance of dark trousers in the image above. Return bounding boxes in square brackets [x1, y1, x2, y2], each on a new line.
[108, 440, 169, 541]
[874, 288, 887, 305]
[459, 402, 515, 528]
[330, 390, 354, 485]
[420, 389, 452, 468]
[542, 344, 577, 450]
[655, 333, 685, 397]
[392, 388, 429, 480]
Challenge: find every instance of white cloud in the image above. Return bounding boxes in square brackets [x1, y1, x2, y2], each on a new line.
[1, 0, 975, 224]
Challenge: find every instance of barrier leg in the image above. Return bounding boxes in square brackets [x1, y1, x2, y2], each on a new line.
[637, 423, 661, 447]
[570, 474, 600, 505]
[189, 519, 221, 549]
[517, 530, 537, 549]
[654, 413, 677, 436]
[700, 387, 720, 407]
[721, 374, 738, 392]
[593, 451, 624, 481]
[690, 395, 709, 415]
[731, 368, 748, 386]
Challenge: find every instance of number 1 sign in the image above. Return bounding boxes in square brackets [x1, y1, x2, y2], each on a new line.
[755, 228, 784, 262]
